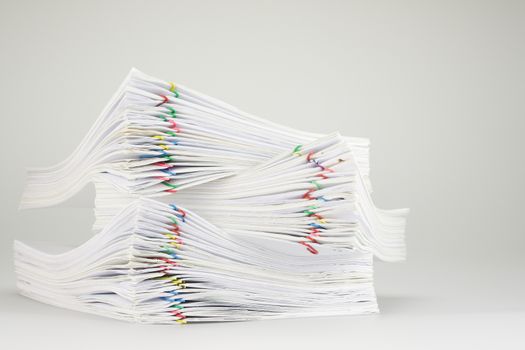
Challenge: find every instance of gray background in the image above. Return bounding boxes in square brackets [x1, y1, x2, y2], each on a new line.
[1, 0, 524, 348]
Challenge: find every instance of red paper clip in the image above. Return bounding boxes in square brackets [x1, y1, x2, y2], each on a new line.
[156, 95, 169, 107]
[302, 189, 315, 200]
[311, 213, 324, 221]
[306, 151, 314, 162]
[168, 119, 181, 132]
[159, 257, 177, 265]
[170, 310, 186, 319]
[299, 241, 319, 254]
[306, 236, 318, 244]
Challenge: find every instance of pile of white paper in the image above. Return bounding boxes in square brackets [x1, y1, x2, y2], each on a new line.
[16, 199, 378, 323]
[15, 69, 408, 324]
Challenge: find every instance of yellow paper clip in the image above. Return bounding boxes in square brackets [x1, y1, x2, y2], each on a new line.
[165, 233, 177, 240]
[169, 242, 182, 249]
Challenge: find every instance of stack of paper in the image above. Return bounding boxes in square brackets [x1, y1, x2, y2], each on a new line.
[19, 69, 371, 209]
[94, 134, 406, 261]
[16, 199, 377, 324]
[15, 69, 408, 323]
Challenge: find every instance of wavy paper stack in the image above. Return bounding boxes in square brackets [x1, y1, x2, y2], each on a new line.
[15, 69, 408, 324]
